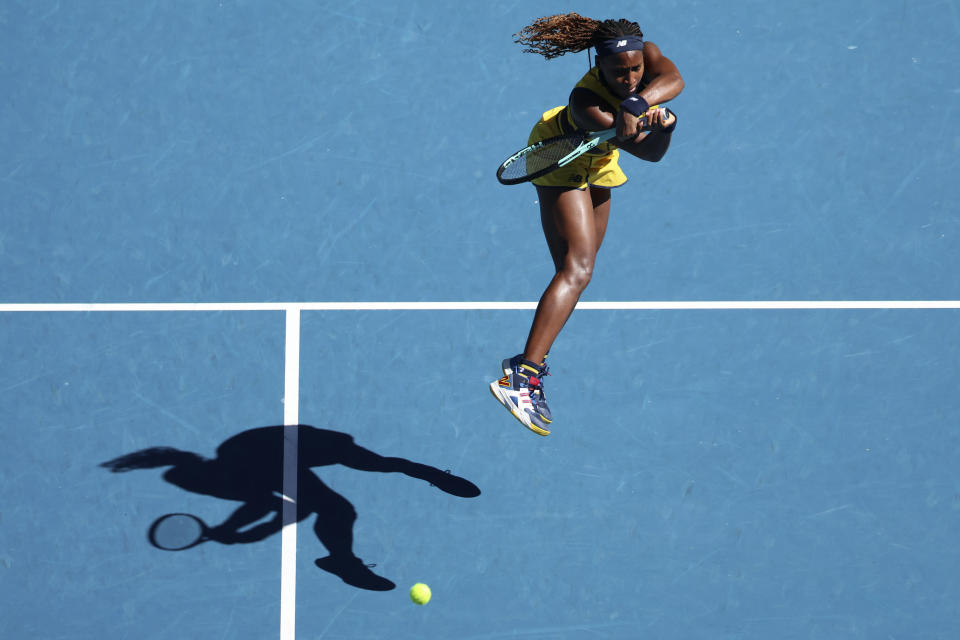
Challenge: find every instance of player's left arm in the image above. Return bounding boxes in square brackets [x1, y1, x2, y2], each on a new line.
[616, 41, 684, 162]
[636, 41, 684, 107]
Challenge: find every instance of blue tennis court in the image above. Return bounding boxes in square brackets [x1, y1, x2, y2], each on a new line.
[3, 1, 959, 639]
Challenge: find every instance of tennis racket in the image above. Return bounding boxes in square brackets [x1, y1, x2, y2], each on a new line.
[148, 513, 210, 551]
[496, 128, 618, 185]
[496, 108, 676, 185]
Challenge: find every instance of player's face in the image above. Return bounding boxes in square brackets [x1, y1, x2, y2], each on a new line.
[597, 50, 645, 99]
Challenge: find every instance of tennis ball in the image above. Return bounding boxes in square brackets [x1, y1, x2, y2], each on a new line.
[409, 582, 431, 605]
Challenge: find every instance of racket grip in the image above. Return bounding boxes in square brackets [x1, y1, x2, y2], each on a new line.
[661, 108, 677, 133]
[641, 106, 676, 133]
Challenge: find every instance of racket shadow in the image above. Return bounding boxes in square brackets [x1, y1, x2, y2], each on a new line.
[101, 425, 480, 591]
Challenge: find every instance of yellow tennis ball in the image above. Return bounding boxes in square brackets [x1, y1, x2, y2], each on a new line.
[409, 582, 431, 605]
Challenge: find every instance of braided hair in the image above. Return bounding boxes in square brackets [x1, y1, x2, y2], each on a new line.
[514, 13, 644, 60]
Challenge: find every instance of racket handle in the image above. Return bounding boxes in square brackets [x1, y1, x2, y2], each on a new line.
[660, 108, 677, 133]
[641, 107, 676, 133]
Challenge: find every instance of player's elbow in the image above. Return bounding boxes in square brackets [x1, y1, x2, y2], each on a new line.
[662, 72, 684, 99]
[646, 149, 667, 162]
[674, 75, 685, 96]
[638, 142, 669, 163]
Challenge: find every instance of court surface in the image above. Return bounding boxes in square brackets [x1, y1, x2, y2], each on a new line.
[2, 1, 959, 639]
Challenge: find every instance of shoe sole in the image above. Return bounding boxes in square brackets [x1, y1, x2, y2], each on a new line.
[489, 381, 550, 436]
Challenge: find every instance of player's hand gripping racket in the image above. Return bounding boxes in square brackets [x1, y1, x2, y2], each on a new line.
[148, 513, 210, 550]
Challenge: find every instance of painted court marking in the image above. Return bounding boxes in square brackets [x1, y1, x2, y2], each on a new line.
[281, 309, 300, 640]
[4, 298, 959, 639]
[2, 300, 960, 313]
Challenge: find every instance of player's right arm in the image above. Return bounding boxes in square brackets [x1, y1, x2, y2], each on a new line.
[568, 88, 616, 132]
[614, 107, 676, 162]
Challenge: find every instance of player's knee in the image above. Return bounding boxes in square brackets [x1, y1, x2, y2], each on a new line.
[344, 502, 358, 521]
[562, 257, 594, 291]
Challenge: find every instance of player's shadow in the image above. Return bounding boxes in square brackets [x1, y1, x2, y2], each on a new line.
[100, 425, 480, 591]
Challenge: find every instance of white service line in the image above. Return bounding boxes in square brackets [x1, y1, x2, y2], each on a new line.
[2, 300, 960, 312]
[280, 309, 300, 640]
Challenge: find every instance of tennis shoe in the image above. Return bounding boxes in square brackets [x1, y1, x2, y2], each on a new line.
[489, 356, 551, 436]
[314, 556, 395, 591]
[502, 354, 552, 424]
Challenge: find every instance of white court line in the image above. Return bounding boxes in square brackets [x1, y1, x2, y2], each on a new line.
[281, 309, 300, 640]
[2, 300, 960, 312]
[5, 297, 959, 640]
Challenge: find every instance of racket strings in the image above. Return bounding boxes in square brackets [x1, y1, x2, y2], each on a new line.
[150, 513, 205, 550]
[499, 134, 583, 181]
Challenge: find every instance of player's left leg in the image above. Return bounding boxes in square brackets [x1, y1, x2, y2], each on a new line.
[516, 186, 610, 425]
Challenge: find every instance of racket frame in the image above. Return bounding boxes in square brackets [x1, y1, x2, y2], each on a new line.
[147, 512, 209, 551]
[496, 128, 617, 186]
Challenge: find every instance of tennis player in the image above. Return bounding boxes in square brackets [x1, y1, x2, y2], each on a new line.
[490, 13, 685, 435]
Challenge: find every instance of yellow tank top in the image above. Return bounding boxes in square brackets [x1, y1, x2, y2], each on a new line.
[571, 67, 623, 114]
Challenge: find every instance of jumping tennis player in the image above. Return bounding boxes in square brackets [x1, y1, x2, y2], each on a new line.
[490, 13, 685, 435]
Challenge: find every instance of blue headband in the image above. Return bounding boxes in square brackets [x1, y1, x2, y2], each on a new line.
[594, 35, 644, 58]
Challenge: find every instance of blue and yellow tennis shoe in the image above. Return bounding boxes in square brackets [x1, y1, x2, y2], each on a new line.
[502, 354, 552, 424]
[489, 355, 552, 436]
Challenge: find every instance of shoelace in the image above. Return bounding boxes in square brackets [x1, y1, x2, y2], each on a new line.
[527, 365, 549, 405]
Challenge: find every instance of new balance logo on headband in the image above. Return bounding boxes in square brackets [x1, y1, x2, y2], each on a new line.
[594, 35, 645, 58]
